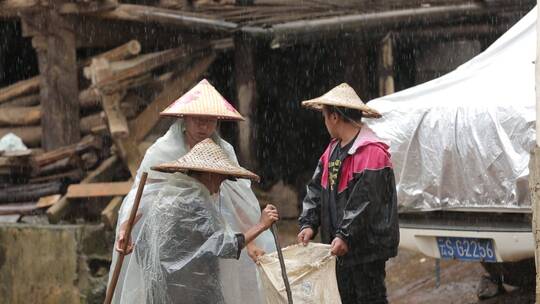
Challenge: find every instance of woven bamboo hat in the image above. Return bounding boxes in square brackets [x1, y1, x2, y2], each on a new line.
[302, 83, 382, 118]
[151, 138, 260, 182]
[160, 79, 244, 121]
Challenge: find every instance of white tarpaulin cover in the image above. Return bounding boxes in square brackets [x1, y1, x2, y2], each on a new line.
[258, 243, 341, 304]
[365, 8, 537, 212]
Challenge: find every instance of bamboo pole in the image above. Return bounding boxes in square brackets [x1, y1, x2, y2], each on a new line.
[534, 3, 540, 303]
[104, 172, 147, 304]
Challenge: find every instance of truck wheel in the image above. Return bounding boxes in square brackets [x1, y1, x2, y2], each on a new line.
[481, 258, 535, 288]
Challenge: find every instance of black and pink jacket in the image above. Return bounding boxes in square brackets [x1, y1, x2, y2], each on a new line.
[299, 126, 399, 266]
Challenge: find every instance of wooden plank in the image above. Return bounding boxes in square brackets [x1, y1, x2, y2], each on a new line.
[101, 195, 123, 229]
[36, 194, 61, 208]
[0, 106, 41, 126]
[80, 39, 141, 67]
[130, 54, 216, 142]
[0, 77, 40, 105]
[32, 10, 80, 150]
[46, 155, 121, 223]
[66, 181, 132, 198]
[234, 36, 257, 170]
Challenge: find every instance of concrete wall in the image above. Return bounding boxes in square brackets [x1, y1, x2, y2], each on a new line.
[0, 224, 114, 304]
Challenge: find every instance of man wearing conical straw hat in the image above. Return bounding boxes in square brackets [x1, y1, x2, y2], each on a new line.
[118, 138, 279, 304]
[297, 83, 399, 304]
[108, 79, 275, 303]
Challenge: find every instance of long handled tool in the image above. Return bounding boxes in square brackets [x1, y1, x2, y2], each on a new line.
[270, 223, 293, 304]
[104, 172, 148, 304]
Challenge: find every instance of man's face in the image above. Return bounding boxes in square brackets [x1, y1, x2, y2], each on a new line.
[184, 116, 218, 144]
[322, 107, 338, 138]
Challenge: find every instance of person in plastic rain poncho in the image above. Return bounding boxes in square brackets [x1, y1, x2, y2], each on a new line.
[297, 84, 399, 304]
[108, 79, 275, 303]
[120, 138, 279, 304]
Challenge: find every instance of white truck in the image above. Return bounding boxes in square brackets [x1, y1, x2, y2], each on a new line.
[365, 8, 536, 286]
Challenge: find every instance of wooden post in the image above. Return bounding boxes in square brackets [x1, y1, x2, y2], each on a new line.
[234, 35, 258, 170]
[29, 11, 80, 150]
[377, 33, 395, 97]
[342, 37, 370, 100]
[533, 3, 540, 302]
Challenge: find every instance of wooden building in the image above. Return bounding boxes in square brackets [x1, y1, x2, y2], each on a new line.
[0, 0, 535, 221]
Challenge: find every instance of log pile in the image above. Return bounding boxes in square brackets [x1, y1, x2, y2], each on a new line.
[0, 39, 217, 227]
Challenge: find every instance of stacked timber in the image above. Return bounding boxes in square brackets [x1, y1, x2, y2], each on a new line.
[0, 39, 217, 227]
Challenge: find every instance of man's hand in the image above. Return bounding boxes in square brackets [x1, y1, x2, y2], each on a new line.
[297, 227, 314, 246]
[246, 243, 265, 263]
[330, 237, 349, 256]
[259, 204, 279, 229]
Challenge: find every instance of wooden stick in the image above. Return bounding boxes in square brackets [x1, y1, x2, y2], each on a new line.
[270, 224, 293, 304]
[104, 172, 147, 304]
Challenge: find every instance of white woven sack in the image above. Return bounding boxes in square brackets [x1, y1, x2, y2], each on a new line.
[257, 243, 341, 304]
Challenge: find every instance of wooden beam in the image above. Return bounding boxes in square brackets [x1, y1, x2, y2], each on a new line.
[96, 4, 237, 34]
[234, 35, 257, 170]
[66, 181, 132, 198]
[129, 54, 216, 142]
[242, 3, 487, 48]
[378, 33, 395, 97]
[0, 94, 40, 108]
[31, 10, 81, 150]
[0, 181, 63, 203]
[0, 106, 41, 126]
[46, 155, 121, 223]
[88, 47, 198, 89]
[101, 195, 123, 229]
[0, 77, 40, 106]
[34, 134, 102, 167]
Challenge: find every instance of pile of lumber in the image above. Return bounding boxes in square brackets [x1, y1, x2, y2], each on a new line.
[0, 39, 217, 227]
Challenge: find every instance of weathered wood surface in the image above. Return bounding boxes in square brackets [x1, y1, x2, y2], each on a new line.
[101, 195, 123, 229]
[36, 194, 61, 208]
[0, 180, 63, 203]
[0, 106, 41, 126]
[46, 155, 121, 223]
[378, 33, 395, 96]
[0, 77, 40, 106]
[0, 94, 40, 108]
[80, 39, 141, 67]
[32, 10, 81, 150]
[0, 203, 38, 216]
[234, 36, 257, 170]
[97, 4, 237, 33]
[0, 126, 41, 147]
[34, 135, 102, 167]
[66, 181, 132, 198]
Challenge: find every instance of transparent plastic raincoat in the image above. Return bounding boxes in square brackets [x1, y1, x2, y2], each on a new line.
[108, 119, 275, 303]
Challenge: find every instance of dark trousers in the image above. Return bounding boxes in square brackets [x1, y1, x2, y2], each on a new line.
[336, 259, 388, 304]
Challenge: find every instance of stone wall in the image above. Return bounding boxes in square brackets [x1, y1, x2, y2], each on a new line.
[0, 224, 114, 304]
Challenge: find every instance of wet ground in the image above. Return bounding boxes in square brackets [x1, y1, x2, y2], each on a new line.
[275, 220, 534, 304]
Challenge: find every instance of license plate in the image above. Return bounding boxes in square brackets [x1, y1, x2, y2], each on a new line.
[436, 237, 496, 262]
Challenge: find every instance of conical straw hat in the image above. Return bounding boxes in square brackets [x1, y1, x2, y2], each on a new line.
[302, 83, 382, 118]
[151, 138, 260, 181]
[160, 79, 244, 121]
